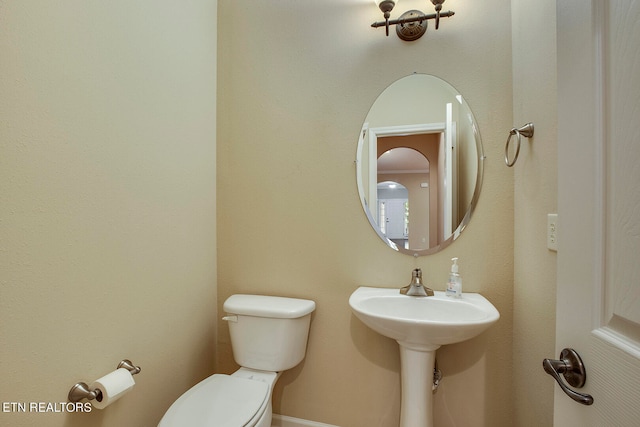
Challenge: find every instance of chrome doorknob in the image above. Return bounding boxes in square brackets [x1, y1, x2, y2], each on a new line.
[543, 348, 594, 406]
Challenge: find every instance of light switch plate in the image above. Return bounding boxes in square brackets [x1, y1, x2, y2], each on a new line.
[547, 213, 558, 251]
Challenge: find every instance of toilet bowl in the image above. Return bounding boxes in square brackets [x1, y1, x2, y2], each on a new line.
[158, 294, 315, 427]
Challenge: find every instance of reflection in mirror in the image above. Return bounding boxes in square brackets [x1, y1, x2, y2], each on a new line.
[356, 74, 484, 256]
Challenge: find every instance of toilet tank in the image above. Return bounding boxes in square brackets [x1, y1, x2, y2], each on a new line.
[223, 295, 316, 372]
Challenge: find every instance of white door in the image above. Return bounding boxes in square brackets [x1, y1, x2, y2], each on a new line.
[381, 199, 407, 240]
[554, 1, 640, 425]
[443, 103, 458, 238]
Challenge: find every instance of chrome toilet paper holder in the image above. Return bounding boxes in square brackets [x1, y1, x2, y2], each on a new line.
[68, 359, 141, 403]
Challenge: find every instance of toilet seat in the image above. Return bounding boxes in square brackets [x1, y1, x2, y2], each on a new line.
[158, 374, 269, 427]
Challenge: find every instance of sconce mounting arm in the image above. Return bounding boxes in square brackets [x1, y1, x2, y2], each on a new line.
[371, 10, 454, 29]
[372, 10, 454, 41]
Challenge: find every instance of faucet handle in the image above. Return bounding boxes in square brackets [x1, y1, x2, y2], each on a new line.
[410, 268, 423, 286]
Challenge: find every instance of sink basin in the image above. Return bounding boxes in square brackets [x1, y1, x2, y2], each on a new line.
[349, 286, 499, 427]
[349, 287, 500, 349]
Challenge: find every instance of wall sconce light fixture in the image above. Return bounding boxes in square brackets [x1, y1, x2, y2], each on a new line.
[372, 0, 454, 41]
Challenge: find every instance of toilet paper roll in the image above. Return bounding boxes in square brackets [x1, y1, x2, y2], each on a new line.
[90, 368, 135, 409]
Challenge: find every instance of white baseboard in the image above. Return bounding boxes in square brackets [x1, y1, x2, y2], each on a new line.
[271, 414, 340, 427]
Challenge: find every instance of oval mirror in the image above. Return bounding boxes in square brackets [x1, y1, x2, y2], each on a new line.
[356, 74, 484, 256]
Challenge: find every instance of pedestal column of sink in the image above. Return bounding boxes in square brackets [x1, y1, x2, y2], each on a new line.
[398, 343, 439, 427]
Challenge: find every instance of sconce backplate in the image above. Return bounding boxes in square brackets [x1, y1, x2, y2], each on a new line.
[396, 10, 427, 41]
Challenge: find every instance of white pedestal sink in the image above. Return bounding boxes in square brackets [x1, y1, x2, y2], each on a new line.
[349, 287, 500, 427]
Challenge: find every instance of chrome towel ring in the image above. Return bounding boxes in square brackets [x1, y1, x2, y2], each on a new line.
[504, 123, 534, 167]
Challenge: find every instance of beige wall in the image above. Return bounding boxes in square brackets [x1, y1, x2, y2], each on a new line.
[511, 1, 558, 425]
[218, 1, 515, 426]
[0, 2, 217, 427]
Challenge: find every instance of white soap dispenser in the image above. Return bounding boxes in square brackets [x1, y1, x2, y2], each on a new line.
[446, 257, 462, 298]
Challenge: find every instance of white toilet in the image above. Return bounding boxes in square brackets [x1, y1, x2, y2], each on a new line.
[158, 294, 316, 427]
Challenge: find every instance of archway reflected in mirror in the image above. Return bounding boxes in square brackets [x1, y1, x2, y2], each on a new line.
[355, 74, 484, 256]
[378, 148, 431, 250]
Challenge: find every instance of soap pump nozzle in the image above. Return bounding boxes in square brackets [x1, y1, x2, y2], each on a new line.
[451, 257, 459, 273]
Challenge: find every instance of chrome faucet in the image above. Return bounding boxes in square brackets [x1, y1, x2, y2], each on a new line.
[400, 268, 434, 297]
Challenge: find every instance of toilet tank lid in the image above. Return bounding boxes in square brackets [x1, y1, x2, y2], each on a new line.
[224, 295, 316, 318]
